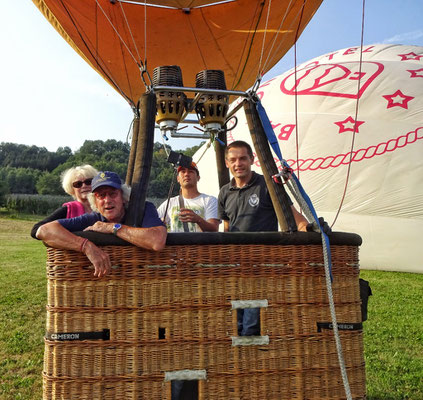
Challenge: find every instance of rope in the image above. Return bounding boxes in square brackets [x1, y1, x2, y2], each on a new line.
[259, 0, 304, 74]
[260, 0, 295, 74]
[94, 0, 141, 68]
[162, 168, 178, 225]
[199, 9, 235, 80]
[125, 117, 135, 144]
[195, 141, 212, 164]
[257, 0, 273, 78]
[286, 175, 353, 400]
[230, 1, 261, 90]
[118, 0, 143, 63]
[292, 1, 306, 184]
[115, 15, 136, 102]
[233, 1, 266, 89]
[293, 41, 300, 182]
[144, 0, 148, 62]
[331, 0, 366, 229]
[58, 0, 134, 107]
[160, 136, 170, 158]
[256, 100, 353, 400]
[95, 3, 99, 69]
[186, 13, 208, 68]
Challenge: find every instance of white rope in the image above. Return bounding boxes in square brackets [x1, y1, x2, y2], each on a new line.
[194, 140, 212, 164]
[118, 0, 143, 63]
[94, 0, 141, 67]
[160, 136, 170, 157]
[125, 117, 135, 144]
[144, 0, 148, 62]
[331, 0, 366, 229]
[284, 177, 353, 400]
[260, 0, 294, 74]
[257, 0, 273, 77]
[260, 0, 304, 74]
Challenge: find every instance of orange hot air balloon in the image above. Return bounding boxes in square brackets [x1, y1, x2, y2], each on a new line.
[31, 0, 323, 108]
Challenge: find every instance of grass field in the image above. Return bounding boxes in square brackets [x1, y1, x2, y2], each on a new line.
[0, 216, 422, 399]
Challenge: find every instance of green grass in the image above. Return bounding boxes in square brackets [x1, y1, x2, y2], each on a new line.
[0, 216, 422, 399]
[360, 270, 423, 399]
[0, 217, 46, 399]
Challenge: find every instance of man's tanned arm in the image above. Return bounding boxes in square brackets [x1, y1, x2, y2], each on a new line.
[84, 221, 167, 251]
[37, 221, 112, 277]
[37, 221, 167, 277]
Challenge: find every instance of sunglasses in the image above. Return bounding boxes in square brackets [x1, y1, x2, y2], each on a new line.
[94, 190, 120, 200]
[72, 178, 93, 188]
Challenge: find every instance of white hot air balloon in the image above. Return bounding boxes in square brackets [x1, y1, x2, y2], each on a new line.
[196, 44, 423, 273]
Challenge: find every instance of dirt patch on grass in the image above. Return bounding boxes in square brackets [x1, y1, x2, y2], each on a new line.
[0, 218, 35, 240]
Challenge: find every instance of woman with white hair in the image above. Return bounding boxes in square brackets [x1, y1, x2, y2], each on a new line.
[30, 165, 98, 238]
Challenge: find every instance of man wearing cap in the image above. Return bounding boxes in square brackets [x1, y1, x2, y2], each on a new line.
[157, 162, 219, 232]
[35, 171, 167, 277]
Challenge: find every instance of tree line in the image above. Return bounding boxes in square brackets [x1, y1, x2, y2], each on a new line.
[0, 140, 202, 205]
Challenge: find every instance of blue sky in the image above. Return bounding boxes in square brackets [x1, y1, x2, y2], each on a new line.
[1, 0, 422, 152]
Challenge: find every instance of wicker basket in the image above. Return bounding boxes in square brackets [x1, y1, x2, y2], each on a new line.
[43, 233, 366, 399]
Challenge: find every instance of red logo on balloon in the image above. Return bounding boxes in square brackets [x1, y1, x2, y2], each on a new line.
[280, 61, 384, 99]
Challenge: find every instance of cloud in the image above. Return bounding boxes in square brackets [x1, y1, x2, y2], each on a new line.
[383, 30, 423, 44]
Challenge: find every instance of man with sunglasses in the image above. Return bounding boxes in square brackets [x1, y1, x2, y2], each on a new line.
[35, 171, 167, 278]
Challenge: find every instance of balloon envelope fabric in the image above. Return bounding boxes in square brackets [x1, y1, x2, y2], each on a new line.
[196, 44, 423, 273]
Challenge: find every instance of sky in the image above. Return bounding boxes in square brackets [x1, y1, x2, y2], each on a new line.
[1, 0, 422, 153]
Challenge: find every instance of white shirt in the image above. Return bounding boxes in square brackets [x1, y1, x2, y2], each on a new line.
[157, 193, 218, 232]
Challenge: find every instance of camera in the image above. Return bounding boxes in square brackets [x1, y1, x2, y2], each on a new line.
[167, 151, 193, 168]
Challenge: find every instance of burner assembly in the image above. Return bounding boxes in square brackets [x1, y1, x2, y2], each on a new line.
[152, 65, 242, 140]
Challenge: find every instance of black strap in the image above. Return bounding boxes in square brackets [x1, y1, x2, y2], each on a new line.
[162, 168, 179, 226]
[317, 322, 363, 332]
[178, 194, 189, 232]
[46, 329, 110, 341]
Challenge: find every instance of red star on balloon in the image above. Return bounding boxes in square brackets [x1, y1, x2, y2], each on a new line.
[383, 90, 414, 109]
[334, 116, 365, 134]
[398, 52, 423, 61]
[407, 68, 423, 78]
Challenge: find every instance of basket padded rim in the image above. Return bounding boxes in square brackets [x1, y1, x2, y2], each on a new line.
[71, 231, 362, 247]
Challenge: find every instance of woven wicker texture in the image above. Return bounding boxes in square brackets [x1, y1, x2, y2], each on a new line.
[43, 243, 366, 399]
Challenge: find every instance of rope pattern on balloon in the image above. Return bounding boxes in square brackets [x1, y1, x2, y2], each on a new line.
[280, 127, 423, 172]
